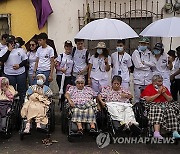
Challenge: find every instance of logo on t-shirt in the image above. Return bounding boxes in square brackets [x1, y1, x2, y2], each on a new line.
[18, 52, 21, 56]
[45, 54, 49, 58]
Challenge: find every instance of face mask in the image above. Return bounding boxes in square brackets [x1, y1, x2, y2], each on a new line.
[138, 46, 147, 52]
[37, 79, 44, 86]
[153, 49, 161, 55]
[15, 43, 20, 49]
[116, 47, 123, 52]
[97, 49, 103, 55]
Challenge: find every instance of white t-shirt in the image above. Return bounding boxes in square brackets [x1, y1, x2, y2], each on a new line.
[0, 43, 7, 52]
[72, 49, 90, 76]
[89, 55, 111, 80]
[3, 48, 27, 75]
[111, 52, 132, 82]
[56, 52, 73, 76]
[27, 51, 37, 75]
[36, 45, 54, 71]
[172, 57, 180, 79]
[152, 53, 170, 80]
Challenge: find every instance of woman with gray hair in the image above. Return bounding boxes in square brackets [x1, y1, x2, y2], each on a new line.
[65, 75, 97, 134]
[141, 74, 180, 139]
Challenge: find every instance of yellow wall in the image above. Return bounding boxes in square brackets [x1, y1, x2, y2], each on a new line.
[0, 0, 47, 43]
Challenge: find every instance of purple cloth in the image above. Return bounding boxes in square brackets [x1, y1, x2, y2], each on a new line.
[31, 0, 53, 29]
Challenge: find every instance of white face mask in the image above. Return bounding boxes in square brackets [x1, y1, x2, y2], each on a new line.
[116, 47, 124, 52]
[37, 79, 44, 86]
[97, 49, 103, 55]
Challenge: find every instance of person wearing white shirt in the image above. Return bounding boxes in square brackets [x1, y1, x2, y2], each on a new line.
[132, 37, 155, 103]
[111, 40, 132, 90]
[27, 39, 39, 85]
[55, 40, 73, 103]
[72, 39, 90, 85]
[0, 35, 27, 103]
[88, 42, 111, 96]
[32, 33, 54, 86]
[151, 43, 173, 91]
[0, 34, 9, 76]
[170, 46, 180, 101]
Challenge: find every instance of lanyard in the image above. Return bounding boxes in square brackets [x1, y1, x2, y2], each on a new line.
[98, 58, 105, 72]
[118, 53, 124, 66]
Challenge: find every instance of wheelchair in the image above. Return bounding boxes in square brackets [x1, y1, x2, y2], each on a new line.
[19, 97, 55, 140]
[61, 99, 100, 142]
[0, 94, 21, 139]
[98, 100, 143, 141]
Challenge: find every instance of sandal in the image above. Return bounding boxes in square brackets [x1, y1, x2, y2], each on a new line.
[24, 123, 30, 133]
[77, 129, 83, 135]
[90, 128, 96, 133]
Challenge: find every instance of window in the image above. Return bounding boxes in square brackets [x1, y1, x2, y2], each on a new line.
[0, 14, 11, 37]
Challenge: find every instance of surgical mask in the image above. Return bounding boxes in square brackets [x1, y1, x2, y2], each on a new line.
[37, 79, 44, 86]
[138, 45, 147, 52]
[15, 43, 20, 49]
[97, 49, 103, 55]
[116, 47, 124, 52]
[153, 49, 161, 55]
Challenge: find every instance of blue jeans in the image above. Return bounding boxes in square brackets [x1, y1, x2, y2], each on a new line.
[28, 73, 36, 85]
[36, 70, 50, 86]
[5, 72, 27, 103]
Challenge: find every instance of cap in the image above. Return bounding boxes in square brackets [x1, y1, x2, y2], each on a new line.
[95, 42, 106, 49]
[36, 74, 46, 81]
[6, 35, 15, 44]
[139, 37, 150, 44]
[154, 42, 164, 51]
[64, 40, 73, 47]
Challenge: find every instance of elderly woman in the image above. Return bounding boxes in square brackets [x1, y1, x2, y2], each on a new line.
[65, 75, 97, 134]
[141, 74, 180, 139]
[98, 75, 139, 132]
[21, 74, 53, 133]
[0, 77, 16, 131]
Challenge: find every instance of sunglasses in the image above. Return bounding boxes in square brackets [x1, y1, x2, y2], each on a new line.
[30, 44, 36, 47]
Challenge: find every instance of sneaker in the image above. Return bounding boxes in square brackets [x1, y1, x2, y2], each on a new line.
[153, 131, 163, 139]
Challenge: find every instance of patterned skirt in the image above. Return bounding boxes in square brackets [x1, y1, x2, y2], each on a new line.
[71, 101, 97, 123]
[144, 101, 180, 131]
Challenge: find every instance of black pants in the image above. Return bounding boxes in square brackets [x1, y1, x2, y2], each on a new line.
[72, 74, 88, 86]
[56, 75, 72, 102]
[170, 79, 180, 101]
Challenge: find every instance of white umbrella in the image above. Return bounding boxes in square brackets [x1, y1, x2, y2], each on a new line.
[140, 17, 180, 37]
[75, 18, 138, 40]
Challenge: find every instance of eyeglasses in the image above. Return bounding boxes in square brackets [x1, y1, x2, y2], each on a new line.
[30, 44, 36, 47]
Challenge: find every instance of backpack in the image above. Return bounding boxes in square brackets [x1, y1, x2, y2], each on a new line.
[72, 47, 89, 64]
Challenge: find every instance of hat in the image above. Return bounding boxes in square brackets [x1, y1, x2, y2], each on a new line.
[64, 40, 72, 47]
[176, 46, 180, 52]
[139, 37, 150, 44]
[154, 42, 164, 51]
[6, 35, 15, 44]
[36, 74, 46, 82]
[167, 50, 176, 57]
[95, 42, 106, 49]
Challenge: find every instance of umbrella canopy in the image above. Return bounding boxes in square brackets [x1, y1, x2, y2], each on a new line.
[25, 34, 57, 58]
[75, 18, 138, 40]
[140, 17, 180, 37]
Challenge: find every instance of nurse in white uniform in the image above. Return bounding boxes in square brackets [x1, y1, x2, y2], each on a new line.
[111, 39, 132, 90]
[132, 37, 155, 103]
[88, 42, 111, 96]
[151, 43, 173, 91]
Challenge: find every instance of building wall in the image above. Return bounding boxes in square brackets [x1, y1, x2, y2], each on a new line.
[0, 0, 47, 42]
[48, 0, 180, 53]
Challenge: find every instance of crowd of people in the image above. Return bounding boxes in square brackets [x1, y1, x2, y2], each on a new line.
[0, 32, 180, 139]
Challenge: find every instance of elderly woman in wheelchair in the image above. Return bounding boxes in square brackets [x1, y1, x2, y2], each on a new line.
[98, 75, 140, 135]
[65, 75, 97, 135]
[141, 74, 180, 139]
[0, 77, 17, 132]
[21, 74, 53, 134]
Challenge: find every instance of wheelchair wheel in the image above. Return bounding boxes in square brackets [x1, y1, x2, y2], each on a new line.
[61, 101, 68, 134]
[3, 116, 13, 139]
[49, 101, 55, 132]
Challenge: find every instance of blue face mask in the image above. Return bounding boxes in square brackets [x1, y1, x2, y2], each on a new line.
[116, 47, 124, 52]
[138, 46, 147, 52]
[153, 49, 161, 55]
[97, 49, 103, 55]
[37, 79, 44, 86]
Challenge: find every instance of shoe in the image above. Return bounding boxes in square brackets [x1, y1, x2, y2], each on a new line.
[173, 131, 180, 139]
[153, 131, 163, 139]
[118, 124, 126, 132]
[24, 123, 30, 133]
[90, 128, 96, 133]
[77, 129, 83, 135]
